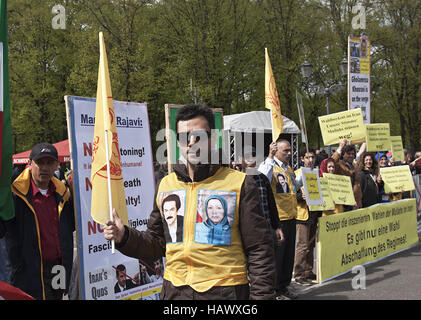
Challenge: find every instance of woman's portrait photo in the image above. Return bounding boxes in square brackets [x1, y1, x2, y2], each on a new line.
[194, 190, 236, 246]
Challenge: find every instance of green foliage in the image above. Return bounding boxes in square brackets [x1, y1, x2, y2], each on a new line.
[7, 0, 421, 154]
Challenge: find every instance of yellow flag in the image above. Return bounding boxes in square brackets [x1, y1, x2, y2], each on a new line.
[91, 32, 128, 226]
[265, 48, 284, 141]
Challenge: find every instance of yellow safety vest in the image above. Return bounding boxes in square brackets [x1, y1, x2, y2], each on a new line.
[294, 168, 308, 221]
[271, 164, 297, 221]
[157, 166, 248, 292]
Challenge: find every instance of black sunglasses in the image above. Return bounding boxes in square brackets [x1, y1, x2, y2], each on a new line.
[176, 130, 211, 146]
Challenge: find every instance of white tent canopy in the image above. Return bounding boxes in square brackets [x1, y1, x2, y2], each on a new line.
[223, 110, 300, 169]
[223, 110, 301, 134]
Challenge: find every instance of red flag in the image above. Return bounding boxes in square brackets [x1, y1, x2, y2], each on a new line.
[0, 281, 35, 300]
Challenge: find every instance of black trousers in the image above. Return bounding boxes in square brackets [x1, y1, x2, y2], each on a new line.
[43, 262, 65, 300]
[274, 219, 296, 294]
[160, 279, 250, 300]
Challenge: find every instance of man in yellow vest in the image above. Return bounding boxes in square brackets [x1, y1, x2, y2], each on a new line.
[258, 139, 301, 300]
[104, 104, 276, 300]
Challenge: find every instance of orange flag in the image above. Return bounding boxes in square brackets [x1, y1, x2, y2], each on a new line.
[265, 48, 284, 141]
[91, 32, 128, 227]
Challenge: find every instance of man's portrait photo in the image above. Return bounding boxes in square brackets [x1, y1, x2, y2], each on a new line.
[159, 191, 185, 243]
[275, 172, 290, 194]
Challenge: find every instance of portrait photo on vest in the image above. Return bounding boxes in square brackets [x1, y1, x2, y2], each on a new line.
[195, 190, 237, 246]
[157, 189, 238, 246]
[158, 190, 186, 244]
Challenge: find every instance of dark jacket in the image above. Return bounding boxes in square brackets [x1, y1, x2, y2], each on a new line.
[6, 168, 75, 300]
[114, 279, 138, 293]
[357, 169, 381, 208]
[116, 163, 276, 300]
[249, 170, 280, 231]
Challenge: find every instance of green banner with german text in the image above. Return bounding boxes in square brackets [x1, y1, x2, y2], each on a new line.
[317, 199, 419, 282]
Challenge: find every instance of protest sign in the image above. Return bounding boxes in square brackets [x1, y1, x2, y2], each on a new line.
[65, 96, 162, 300]
[390, 136, 404, 162]
[365, 123, 390, 152]
[317, 199, 419, 282]
[380, 165, 415, 193]
[318, 109, 366, 146]
[300, 167, 323, 206]
[348, 36, 370, 124]
[324, 173, 356, 206]
[309, 176, 335, 212]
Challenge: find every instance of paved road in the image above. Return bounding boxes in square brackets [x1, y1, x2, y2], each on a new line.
[292, 242, 421, 300]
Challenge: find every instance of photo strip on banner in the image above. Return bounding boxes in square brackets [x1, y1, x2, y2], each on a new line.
[348, 35, 371, 124]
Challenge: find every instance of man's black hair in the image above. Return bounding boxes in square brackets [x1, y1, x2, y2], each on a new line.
[175, 104, 215, 133]
[299, 146, 315, 158]
[116, 264, 126, 277]
[341, 144, 356, 158]
[161, 194, 181, 212]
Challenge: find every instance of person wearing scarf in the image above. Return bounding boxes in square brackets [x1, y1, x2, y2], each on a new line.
[195, 195, 231, 245]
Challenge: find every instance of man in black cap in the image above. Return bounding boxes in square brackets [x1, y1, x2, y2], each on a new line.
[5, 142, 74, 300]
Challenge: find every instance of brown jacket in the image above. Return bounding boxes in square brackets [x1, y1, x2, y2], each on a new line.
[332, 152, 363, 208]
[116, 163, 276, 300]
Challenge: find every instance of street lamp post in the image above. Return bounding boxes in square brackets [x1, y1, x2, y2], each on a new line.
[325, 87, 331, 116]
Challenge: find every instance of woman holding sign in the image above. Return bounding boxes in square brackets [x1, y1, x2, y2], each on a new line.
[377, 153, 390, 203]
[332, 140, 363, 210]
[321, 158, 344, 216]
[356, 153, 383, 208]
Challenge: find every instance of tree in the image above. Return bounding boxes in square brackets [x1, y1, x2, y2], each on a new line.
[9, 0, 76, 151]
[156, 0, 264, 113]
[7, 0, 420, 154]
[368, 0, 421, 151]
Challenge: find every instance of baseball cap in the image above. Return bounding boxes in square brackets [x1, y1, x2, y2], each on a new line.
[29, 142, 58, 162]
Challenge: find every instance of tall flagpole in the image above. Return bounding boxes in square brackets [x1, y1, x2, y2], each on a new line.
[104, 130, 115, 254]
[100, 32, 115, 254]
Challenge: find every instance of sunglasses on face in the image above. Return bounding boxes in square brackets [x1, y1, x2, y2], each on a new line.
[176, 130, 211, 146]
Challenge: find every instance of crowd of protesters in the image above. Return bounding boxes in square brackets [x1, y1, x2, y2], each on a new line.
[229, 138, 421, 299]
[1, 104, 421, 301]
